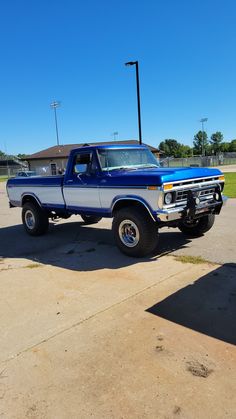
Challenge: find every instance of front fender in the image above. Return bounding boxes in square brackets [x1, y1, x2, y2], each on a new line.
[111, 195, 156, 221]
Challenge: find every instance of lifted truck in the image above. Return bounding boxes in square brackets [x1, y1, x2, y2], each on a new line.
[7, 145, 227, 257]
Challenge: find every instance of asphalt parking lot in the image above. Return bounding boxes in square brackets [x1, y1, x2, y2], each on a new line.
[0, 181, 236, 418]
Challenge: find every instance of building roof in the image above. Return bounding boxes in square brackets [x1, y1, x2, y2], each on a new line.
[25, 140, 160, 161]
[0, 159, 25, 167]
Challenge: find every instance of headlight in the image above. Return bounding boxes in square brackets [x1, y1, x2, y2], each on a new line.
[164, 192, 173, 205]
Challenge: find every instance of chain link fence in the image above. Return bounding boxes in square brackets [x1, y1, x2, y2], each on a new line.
[160, 153, 236, 168]
[0, 158, 28, 179]
[0, 164, 29, 179]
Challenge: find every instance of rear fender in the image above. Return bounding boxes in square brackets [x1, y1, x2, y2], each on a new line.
[21, 193, 42, 208]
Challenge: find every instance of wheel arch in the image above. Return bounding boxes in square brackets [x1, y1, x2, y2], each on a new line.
[111, 197, 155, 221]
[21, 193, 42, 208]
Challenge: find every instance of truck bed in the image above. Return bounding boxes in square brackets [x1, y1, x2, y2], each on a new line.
[7, 176, 65, 210]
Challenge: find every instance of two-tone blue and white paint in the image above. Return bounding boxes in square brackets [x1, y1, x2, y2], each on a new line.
[7, 144, 226, 223]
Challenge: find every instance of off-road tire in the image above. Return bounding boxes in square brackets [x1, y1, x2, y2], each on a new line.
[112, 207, 159, 257]
[22, 202, 49, 236]
[81, 215, 102, 225]
[178, 214, 215, 237]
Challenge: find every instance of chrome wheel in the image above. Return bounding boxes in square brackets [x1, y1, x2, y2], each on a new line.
[25, 210, 36, 230]
[118, 219, 140, 248]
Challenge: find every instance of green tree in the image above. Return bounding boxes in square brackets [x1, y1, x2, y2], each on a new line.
[210, 131, 223, 154]
[159, 139, 193, 158]
[229, 140, 236, 152]
[0, 150, 6, 158]
[159, 139, 192, 157]
[17, 153, 27, 159]
[220, 142, 230, 152]
[193, 131, 208, 155]
[175, 144, 192, 158]
[159, 139, 177, 156]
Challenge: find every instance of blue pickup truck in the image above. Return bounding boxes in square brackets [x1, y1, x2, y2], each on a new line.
[7, 144, 226, 257]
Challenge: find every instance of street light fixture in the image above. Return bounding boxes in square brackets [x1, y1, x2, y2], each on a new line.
[111, 131, 119, 141]
[199, 117, 208, 156]
[50, 101, 61, 146]
[125, 61, 142, 145]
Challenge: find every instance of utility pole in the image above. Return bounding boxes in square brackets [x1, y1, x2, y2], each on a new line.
[112, 131, 119, 141]
[125, 61, 142, 145]
[50, 101, 61, 146]
[200, 117, 208, 156]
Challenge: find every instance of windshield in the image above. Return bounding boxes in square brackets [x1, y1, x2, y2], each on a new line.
[98, 148, 159, 171]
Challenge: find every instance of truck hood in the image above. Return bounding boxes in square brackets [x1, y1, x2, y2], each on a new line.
[102, 166, 222, 186]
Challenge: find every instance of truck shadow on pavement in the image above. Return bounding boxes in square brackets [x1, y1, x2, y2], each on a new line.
[146, 263, 236, 345]
[0, 221, 191, 271]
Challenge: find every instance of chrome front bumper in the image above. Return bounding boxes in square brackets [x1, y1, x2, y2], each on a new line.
[155, 195, 228, 222]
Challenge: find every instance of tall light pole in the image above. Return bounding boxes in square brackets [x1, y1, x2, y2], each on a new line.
[200, 117, 208, 156]
[112, 131, 119, 141]
[125, 61, 142, 145]
[50, 101, 61, 146]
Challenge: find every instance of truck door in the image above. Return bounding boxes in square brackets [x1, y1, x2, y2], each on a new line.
[63, 151, 101, 211]
[50, 163, 57, 175]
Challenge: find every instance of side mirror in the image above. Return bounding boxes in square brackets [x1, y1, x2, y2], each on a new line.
[74, 163, 87, 174]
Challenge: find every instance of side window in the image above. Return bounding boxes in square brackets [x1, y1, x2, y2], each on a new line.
[73, 153, 91, 175]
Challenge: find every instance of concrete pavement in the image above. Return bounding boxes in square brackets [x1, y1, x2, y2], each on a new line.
[213, 164, 236, 172]
[1, 181, 236, 418]
[0, 257, 236, 419]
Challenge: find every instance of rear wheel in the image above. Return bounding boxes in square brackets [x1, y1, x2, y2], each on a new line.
[112, 207, 159, 257]
[22, 202, 49, 236]
[81, 215, 102, 225]
[178, 214, 215, 237]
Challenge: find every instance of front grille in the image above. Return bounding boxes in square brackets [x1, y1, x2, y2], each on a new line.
[176, 187, 215, 202]
[162, 175, 224, 209]
[176, 186, 216, 204]
[176, 190, 188, 202]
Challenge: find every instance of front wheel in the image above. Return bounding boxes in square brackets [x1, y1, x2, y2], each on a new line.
[112, 207, 159, 257]
[178, 214, 215, 237]
[22, 202, 49, 236]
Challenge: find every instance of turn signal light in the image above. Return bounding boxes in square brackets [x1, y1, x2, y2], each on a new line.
[219, 176, 225, 181]
[164, 184, 173, 190]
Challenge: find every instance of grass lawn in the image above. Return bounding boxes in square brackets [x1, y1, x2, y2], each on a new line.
[224, 172, 236, 198]
[0, 176, 8, 182]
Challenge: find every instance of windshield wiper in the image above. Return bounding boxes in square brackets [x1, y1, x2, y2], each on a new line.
[105, 166, 137, 171]
[103, 165, 159, 172]
[140, 164, 159, 168]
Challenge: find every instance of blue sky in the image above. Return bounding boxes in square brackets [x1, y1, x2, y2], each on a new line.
[1, 0, 236, 155]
